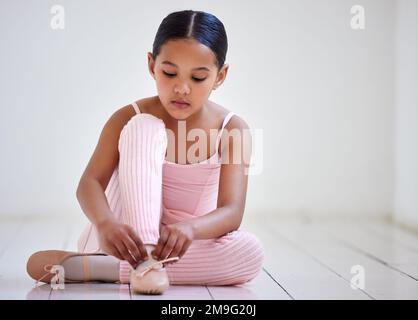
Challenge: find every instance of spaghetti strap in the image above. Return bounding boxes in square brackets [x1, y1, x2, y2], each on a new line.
[215, 111, 235, 153]
[131, 102, 141, 114]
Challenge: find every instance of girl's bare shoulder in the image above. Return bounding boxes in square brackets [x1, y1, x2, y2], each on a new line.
[111, 97, 156, 125]
[207, 100, 231, 124]
[208, 100, 248, 131]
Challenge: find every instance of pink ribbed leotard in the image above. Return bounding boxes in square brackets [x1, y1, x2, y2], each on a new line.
[77, 101, 264, 285]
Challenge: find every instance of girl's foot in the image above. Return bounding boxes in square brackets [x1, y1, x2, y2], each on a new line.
[26, 250, 120, 284]
[130, 245, 179, 295]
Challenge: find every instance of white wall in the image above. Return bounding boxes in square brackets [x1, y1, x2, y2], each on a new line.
[0, 0, 397, 219]
[394, 0, 418, 228]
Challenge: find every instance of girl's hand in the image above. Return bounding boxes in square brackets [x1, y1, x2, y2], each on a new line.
[96, 218, 148, 268]
[151, 222, 194, 263]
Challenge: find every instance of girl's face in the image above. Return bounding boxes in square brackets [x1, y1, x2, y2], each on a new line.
[147, 38, 228, 120]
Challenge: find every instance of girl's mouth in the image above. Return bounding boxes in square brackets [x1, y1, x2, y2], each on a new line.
[172, 101, 190, 109]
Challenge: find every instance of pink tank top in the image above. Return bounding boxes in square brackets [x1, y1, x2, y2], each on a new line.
[131, 102, 235, 224]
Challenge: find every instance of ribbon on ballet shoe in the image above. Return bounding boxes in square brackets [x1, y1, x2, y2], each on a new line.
[136, 256, 180, 278]
[35, 264, 56, 287]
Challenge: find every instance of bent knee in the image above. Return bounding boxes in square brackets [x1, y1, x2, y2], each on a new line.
[220, 229, 265, 258]
[218, 230, 265, 285]
[119, 113, 167, 149]
[235, 244, 264, 284]
[125, 113, 166, 133]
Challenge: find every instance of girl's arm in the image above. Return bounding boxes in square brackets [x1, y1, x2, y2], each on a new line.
[185, 115, 252, 240]
[76, 108, 126, 227]
[186, 205, 243, 240]
[76, 177, 115, 228]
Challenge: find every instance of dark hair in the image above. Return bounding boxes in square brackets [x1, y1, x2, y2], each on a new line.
[152, 10, 228, 71]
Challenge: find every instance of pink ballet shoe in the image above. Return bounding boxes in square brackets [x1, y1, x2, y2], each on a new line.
[26, 250, 106, 286]
[130, 256, 179, 295]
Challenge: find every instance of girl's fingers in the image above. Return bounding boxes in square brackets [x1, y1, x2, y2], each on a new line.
[114, 240, 137, 268]
[167, 236, 185, 260]
[152, 228, 169, 259]
[108, 244, 124, 261]
[122, 235, 142, 264]
[126, 226, 148, 261]
[177, 240, 191, 260]
[159, 234, 178, 261]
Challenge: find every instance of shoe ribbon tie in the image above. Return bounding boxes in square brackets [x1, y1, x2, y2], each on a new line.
[135, 256, 180, 278]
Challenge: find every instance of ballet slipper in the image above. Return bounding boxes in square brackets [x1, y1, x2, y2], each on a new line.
[130, 256, 179, 295]
[26, 249, 106, 286]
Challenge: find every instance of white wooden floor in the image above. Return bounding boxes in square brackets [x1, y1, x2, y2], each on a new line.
[1, 214, 418, 300]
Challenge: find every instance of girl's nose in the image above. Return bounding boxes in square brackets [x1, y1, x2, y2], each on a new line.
[174, 83, 190, 95]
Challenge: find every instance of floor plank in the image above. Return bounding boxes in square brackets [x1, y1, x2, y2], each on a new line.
[25, 282, 53, 300]
[130, 284, 212, 300]
[50, 282, 131, 300]
[271, 220, 418, 299]
[362, 220, 418, 253]
[313, 220, 418, 281]
[207, 269, 291, 300]
[241, 218, 371, 299]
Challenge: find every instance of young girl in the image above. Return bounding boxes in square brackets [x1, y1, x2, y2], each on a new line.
[26, 10, 264, 295]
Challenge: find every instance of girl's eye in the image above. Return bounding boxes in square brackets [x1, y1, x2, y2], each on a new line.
[163, 71, 176, 77]
[192, 77, 206, 82]
[162, 71, 206, 82]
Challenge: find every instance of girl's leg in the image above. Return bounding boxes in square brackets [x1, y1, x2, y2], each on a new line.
[117, 114, 167, 246]
[164, 229, 265, 286]
[116, 114, 167, 282]
[75, 114, 167, 283]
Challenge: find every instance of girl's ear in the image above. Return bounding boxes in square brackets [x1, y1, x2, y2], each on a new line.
[213, 63, 229, 90]
[147, 52, 156, 80]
